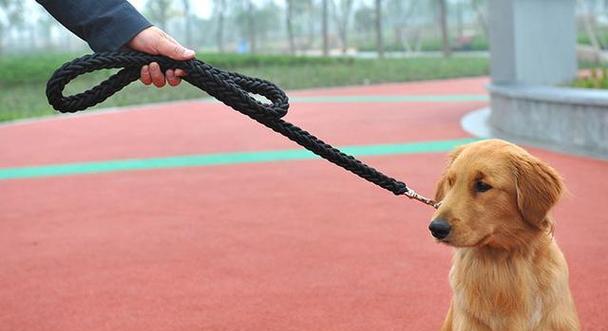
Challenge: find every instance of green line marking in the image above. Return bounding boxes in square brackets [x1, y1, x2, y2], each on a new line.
[199, 94, 488, 104]
[0, 138, 477, 180]
[290, 95, 488, 103]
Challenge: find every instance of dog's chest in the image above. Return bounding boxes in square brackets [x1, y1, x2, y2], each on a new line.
[450, 250, 542, 329]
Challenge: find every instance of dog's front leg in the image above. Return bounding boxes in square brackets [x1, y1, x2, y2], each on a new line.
[440, 301, 453, 331]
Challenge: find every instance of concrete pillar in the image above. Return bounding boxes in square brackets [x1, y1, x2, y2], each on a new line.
[488, 0, 577, 85]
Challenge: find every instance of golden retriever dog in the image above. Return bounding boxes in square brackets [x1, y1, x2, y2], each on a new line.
[429, 139, 579, 331]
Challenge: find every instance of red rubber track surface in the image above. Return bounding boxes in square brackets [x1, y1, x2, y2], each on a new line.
[1, 77, 607, 330]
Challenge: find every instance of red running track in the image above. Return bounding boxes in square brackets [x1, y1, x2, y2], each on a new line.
[1, 77, 607, 330]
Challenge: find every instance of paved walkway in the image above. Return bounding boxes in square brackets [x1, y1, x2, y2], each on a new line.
[1, 77, 607, 330]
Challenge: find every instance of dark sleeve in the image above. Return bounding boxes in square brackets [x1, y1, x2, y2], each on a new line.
[36, 0, 152, 52]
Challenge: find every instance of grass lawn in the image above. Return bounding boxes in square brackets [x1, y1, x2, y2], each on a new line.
[0, 53, 489, 123]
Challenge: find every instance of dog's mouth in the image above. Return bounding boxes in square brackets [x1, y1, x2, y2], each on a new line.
[434, 235, 453, 246]
[437, 233, 493, 248]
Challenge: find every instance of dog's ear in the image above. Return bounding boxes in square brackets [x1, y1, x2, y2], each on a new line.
[435, 145, 466, 201]
[434, 174, 448, 202]
[512, 153, 563, 229]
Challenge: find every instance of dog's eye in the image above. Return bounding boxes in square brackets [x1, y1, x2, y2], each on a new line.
[474, 180, 492, 193]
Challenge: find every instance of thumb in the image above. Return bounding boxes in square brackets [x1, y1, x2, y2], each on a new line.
[157, 37, 195, 61]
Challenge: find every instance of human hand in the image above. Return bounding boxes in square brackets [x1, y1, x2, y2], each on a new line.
[126, 26, 196, 87]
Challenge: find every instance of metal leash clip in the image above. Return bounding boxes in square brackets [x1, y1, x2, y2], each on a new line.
[404, 189, 441, 209]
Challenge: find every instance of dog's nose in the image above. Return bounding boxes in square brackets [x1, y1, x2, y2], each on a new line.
[429, 219, 451, 239]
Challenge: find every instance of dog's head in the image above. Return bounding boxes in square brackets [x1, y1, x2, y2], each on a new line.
[429, 139, 563, 249]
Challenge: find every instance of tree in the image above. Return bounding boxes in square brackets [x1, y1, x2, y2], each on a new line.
[285, 0, 316, 54]
[286, 0, 296, 54]
[437, 0, 451, 57]
[386, 0, 423, 53]
[471, 0, 488, 39]
[246, 0, 256, 53]
[232, 1, 280, 54]
[304, 0, 316, 51]
[322, 0, 329, 56]
[232, 0, 256, 53]
[375, 0, 384, 58]
[214, 0, 227, 52]
[456, 0, 464, 40]
[354, 5, 374, 37]
[255, 1, 282, 49]
[332, 0, 355, 54]
[145, 0, 173, 31]
[0, 0, 23, 53]
[37, 14, 54, 50]
[578, 0, 604, 64]
[182, 0, 193, 48]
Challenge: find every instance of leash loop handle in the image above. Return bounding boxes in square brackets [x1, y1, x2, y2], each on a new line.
[46, 51, 289, 119]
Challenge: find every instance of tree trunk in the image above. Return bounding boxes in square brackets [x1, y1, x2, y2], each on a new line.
[0, 27, 4, 55]
[339, 27, 347, 54]
[579, 0, 603, 64]
[158, 7, 168, 31]
[217, 13, 224, 52]
[286, 0, 296, 54]
[306, 0, 315, 51]
[29, 23, 36, 51]
[438, 0, 451, 57]
[247, 1, 256, 54]
[334, 0, 354, 54]
[457, 0, 464, 39]
[375, 0, 384, 58]
[322, 0, 329, 56]
[338, 26, 348, 54]
[182, 0, 193, 48]
[471, 0, 488, 38]
[216, 0, 225, 52]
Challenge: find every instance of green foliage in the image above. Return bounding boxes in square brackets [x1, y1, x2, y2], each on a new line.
[239, 56, 489, 90]
[467, 35, 489, 51]
[572, 67, 608, 89]
[0, 52, 355, 85]
[577, 30, 608, 50]
[144, 0, 174, 30]
[357, 35, 489, 53]
[0, 53, 83, 84]
[0, 0, 23, 26]
[204, 53, 355, 68]
[354, 5, 374, 34]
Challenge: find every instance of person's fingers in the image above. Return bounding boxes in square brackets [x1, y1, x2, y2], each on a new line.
[128, 27, 193, 88]
[164, 33, 180, 45]
[140, 65, 152, 85]
[128, 26, 195, 60]
[156, 36, 195, 61]
[166, 69, 181, 87]
[149, 62, 166, 88]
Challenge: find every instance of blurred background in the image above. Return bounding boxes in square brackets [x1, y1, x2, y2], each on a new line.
[0, 0, 607, 122]
[2, 2, 608, 330]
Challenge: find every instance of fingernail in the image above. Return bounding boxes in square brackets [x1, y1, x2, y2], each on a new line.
[184, 49, 195, 57]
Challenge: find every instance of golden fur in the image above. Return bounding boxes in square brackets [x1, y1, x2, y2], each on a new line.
[431, 139, 579, 331]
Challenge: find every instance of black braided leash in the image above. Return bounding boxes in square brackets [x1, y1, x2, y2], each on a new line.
[46, 51, 438, 208]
